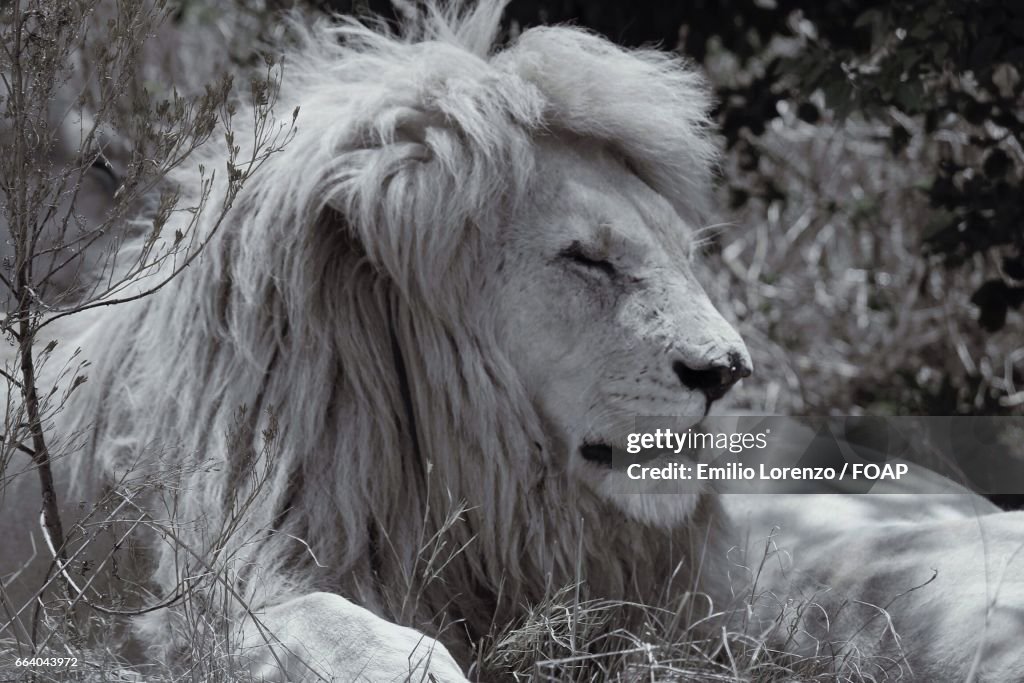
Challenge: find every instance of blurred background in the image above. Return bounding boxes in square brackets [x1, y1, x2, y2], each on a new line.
[165, 0, 1024, 416]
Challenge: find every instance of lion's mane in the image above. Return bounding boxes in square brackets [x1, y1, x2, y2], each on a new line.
[68, 0, 728, 655]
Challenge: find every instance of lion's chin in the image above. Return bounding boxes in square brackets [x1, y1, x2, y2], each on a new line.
[573, 441, 706, 529]
[588, 468, 706, 529]
[603, 490, 705, 529]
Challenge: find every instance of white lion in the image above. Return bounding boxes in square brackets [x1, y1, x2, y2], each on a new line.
[3, 1, 1023, 681]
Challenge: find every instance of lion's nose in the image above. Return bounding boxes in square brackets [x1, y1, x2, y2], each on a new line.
[672, 351, 751, 402]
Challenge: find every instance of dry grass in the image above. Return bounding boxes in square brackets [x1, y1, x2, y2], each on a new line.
[468, 524, 923, 683]
[2, 497, 910, 683]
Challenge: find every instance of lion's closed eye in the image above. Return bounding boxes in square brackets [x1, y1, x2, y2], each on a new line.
[559, 241, 616, 278]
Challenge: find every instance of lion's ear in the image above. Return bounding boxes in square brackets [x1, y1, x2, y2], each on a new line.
[320, 99, 511, 300]
[375, 105, 453, 158]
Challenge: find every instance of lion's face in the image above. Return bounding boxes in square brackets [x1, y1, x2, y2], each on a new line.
[488, 137, 752, 526]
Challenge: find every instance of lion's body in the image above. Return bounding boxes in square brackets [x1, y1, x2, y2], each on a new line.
[724, 492, 1024, 681]
[5, 2, 1024, 681]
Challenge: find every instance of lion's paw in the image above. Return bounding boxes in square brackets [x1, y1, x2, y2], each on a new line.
[243, 592, 468, 682]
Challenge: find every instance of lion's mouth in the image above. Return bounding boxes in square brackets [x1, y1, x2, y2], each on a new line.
[580, 425, 706, 469]
[579, 442, 615, 467]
